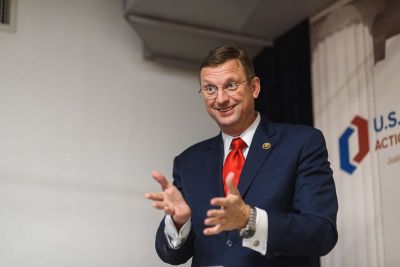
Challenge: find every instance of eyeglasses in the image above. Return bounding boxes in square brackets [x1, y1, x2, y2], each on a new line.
[199, 78, 253, 99]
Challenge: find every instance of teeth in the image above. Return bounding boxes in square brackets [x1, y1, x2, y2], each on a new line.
[217, 106, 234, 112]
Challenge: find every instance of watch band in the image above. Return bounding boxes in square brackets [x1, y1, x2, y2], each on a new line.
[239, 206, 257, 239]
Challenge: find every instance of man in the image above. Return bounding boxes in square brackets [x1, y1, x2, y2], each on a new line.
[145, 45, 338, 267]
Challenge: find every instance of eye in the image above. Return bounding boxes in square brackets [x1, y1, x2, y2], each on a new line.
[204, 85, 217, 94]
[226, 82, 238, 90]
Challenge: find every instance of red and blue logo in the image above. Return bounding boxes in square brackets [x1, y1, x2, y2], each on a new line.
[339, 116, 370, 174]
[339, 111, 400, 174]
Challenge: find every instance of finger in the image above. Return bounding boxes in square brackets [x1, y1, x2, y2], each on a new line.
[225, 172, 240, 195]
[152, 202, 167, 210]
[210, 197, 227, 207]
[164, 206, 175, 216]
[203, 224, 223, 236]
[206, 209, 225, 218]
[151, 170, 169, 190]
[204, 217, 226, 226]
[144, 192, 164, 201]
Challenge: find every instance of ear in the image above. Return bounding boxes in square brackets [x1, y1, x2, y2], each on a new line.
[251, 77, 261, 99]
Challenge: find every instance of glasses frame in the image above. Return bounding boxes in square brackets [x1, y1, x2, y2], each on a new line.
[198, 77, 254, 99]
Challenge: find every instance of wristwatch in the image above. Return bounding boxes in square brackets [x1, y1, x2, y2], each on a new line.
[239, 206, 257, 238]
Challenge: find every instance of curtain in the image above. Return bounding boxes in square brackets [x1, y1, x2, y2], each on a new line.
[254, 20, 313, 126]
[310, 4, 384, 267]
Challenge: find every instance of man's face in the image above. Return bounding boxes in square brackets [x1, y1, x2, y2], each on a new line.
[200, 59, 260, 136]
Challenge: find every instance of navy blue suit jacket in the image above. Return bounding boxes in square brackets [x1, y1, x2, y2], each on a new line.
[155, 117, 338, 267]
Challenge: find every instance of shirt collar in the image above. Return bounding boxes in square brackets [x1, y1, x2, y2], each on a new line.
[221, 112, 261, 155]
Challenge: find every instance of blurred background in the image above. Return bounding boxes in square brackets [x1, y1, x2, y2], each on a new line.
[0, 0, 399, 266]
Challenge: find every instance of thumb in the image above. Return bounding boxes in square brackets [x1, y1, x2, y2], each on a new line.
[225, 172, 239, 195]
[151, 170, 169, 190]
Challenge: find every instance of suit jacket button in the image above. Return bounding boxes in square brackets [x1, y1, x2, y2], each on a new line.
[226, 239, 233, 247]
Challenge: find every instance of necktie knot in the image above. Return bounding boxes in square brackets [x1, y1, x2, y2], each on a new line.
[231, 137, 247, 150]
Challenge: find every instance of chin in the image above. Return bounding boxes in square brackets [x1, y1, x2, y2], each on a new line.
[215, 117, 239, 131]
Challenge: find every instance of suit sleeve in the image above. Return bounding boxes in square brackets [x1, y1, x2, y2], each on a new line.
[155, 157, 196, 265]
[266, 129, 338, 257]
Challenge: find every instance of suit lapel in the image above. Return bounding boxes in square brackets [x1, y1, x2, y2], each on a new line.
[238, 117, 277, 197]
[203, 117, 277, 198]
[204, 134, 225, 198]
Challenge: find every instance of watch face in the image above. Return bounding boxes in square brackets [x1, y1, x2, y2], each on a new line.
[239, 227, 255, 238]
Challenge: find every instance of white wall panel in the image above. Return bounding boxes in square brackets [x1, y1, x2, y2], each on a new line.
[0, 0, 218, 266]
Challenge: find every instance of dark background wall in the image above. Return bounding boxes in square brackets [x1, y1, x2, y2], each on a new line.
[254, 20, 313, 126]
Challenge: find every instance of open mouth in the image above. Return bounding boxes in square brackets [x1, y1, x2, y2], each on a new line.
[216, 105, 236, 113]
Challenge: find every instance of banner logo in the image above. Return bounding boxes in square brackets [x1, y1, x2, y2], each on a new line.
[339, 116, 370, 174]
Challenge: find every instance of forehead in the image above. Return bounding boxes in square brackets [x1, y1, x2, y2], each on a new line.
[200, 59, 246, 82]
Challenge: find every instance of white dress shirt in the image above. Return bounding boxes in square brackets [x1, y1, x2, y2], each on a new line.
[164, 113, 268, 255]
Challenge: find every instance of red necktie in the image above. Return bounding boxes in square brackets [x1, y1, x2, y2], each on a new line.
[223, 137, 247, 195]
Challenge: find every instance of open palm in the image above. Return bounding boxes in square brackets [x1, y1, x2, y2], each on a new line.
[145, 171, 191, 227]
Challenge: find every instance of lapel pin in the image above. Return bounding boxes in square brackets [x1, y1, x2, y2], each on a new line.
[262, 143, 271, 150]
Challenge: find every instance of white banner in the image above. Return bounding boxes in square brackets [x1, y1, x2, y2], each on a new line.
[373, 34, 400, 267]
[311, 1, 400, 266]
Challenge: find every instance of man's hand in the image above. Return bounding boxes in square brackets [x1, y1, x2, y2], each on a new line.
[145, 171, 191, 229]
[203, 172, 251, 235]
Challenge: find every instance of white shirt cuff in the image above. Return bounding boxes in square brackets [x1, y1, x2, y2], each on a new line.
[242, 207, 268, 255]
[164, 215, 191, 249]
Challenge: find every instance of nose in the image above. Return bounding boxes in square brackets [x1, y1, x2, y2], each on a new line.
[215, 88, 229, 104]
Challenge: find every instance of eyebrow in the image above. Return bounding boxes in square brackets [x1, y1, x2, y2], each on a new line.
[201, 77, 240, 85]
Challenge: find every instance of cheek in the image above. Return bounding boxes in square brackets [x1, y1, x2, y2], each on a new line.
[231, 93, 246, 105]
[204, 99, 214, 110]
